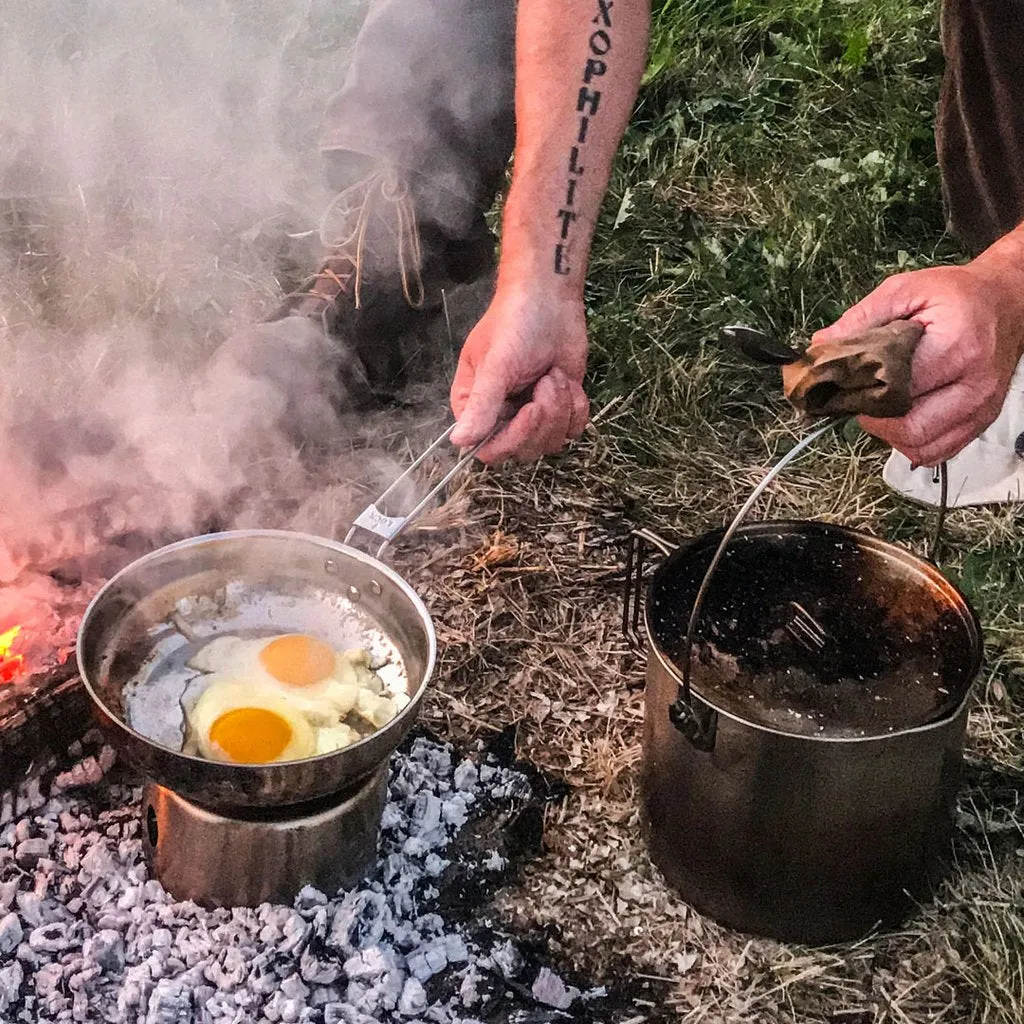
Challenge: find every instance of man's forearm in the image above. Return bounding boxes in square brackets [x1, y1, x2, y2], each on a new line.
[499, 0, 651, 297]
[971, 219, 1024, 281]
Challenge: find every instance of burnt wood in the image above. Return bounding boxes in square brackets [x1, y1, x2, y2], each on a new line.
[0, 667, 93, 793]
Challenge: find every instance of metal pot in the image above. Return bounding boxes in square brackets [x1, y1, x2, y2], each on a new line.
[624, 520, 982, 945]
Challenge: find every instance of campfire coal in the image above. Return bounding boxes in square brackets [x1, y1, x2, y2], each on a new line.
[0, 728, 621, 1024]
[0, 627, 22, 684]
[0, 575, 93, 687]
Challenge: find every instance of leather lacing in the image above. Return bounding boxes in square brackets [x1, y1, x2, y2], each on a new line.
[280, 168, 426, 317]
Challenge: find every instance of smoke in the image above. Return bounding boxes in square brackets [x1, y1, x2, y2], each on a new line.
[0, 0, 454, 587]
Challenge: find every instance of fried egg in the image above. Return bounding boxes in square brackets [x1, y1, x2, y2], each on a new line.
[183, 632, 401, 764]
[184, 677, 317, 764]
[188, 633, 361, 722]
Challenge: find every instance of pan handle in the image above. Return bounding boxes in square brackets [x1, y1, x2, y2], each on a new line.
[344, 424, 489, 560]
[345, 393, 531, 560]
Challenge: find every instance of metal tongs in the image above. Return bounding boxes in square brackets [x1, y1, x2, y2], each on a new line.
[346, 280, 532, 560]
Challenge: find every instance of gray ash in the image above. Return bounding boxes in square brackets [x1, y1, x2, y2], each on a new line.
[0, 731, 622, 1024]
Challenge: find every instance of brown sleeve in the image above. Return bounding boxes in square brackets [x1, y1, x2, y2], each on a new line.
[938, 0, 1024, 254]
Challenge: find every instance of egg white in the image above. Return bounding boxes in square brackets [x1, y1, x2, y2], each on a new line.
[314, 722, 362, 756]
[188, 634, 246, 674]
[352, 688, 399, 729]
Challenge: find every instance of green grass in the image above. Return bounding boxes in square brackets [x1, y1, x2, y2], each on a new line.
[588, 0, 954, 383]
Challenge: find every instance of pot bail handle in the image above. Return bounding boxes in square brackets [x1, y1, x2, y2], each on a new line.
[724, 322, 950, 562]
[671, 418, 844, 749]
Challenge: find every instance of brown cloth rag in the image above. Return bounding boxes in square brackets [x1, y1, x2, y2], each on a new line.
[782, 320, 925, 419]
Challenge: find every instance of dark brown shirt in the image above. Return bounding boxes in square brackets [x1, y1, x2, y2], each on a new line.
[939, 0, 1024, 252]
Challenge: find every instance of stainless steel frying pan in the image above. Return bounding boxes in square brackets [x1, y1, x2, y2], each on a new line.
[76, 424, 480, 811]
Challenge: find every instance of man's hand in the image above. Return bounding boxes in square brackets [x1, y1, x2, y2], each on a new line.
[813, 247, 1024, 467]
[449, 284, 589, 464]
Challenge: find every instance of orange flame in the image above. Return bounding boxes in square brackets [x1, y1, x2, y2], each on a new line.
[0, 625, 25, 684]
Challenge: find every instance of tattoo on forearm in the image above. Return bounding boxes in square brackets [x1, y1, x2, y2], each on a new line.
[554, 0, 613, 276]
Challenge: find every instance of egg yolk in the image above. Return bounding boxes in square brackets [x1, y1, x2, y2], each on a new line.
[208, 707, 293, 763]
[258, 634, 335, 687]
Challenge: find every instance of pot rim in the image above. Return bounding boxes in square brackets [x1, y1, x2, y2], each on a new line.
[643, 519, 983, 742]
[76, 528, 437, 771]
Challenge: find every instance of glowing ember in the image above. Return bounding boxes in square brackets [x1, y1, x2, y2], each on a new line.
[0, 625, 25, 683]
